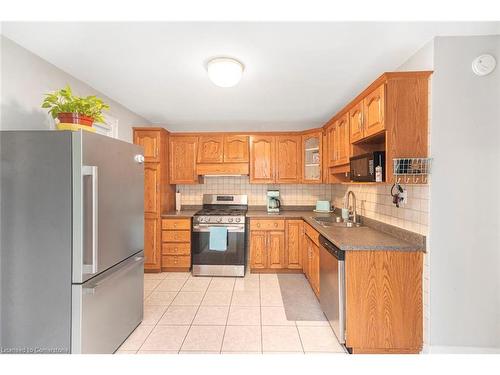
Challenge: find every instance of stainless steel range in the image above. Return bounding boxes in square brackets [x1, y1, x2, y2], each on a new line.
[192, 194, 248, 277]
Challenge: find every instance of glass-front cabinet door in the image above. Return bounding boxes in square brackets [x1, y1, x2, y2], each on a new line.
[302, 131, 322, 183]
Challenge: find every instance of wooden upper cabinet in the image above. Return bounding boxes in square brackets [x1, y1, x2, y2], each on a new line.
[276, 135, 301, 183]
[302, 131, 322, 183]
[363, 84, 385, 137]
[267, 231, 285, 269]
[349, 102, 364, 144]
[169, 136, 198, 184]
[133, 130, 161, 162]
[249, 135, 276, 183]
[327, 124, 336, 168]
[335, 113, 350, 166]
[144, 163, 160, 215]
[224, 135, 249, 163]
[197, 135, 224, 163]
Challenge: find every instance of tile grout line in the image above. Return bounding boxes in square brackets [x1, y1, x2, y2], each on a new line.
[295, 321, 306, 354]
[138, 273, 190, 354]
[178, 276, 214, 353]
[219, 277, 236, 354]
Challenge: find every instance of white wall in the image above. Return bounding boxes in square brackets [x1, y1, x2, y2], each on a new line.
[429, 35, 500, 352]
[0, 36, 148, 142]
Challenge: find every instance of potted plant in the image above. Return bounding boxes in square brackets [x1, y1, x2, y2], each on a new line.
[41, 85, 110, 128]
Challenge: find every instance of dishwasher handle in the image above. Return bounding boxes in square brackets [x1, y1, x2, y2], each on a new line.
[319, 235, 345, 260]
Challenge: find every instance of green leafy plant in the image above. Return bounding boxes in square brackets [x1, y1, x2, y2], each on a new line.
[41, 85, 110, 124]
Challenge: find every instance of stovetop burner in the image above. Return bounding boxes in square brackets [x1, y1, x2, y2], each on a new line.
[193, 194, 248, 225]
[195, 208, 247, 216]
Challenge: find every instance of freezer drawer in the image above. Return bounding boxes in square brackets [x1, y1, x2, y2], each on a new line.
[71, 252, 144, 354]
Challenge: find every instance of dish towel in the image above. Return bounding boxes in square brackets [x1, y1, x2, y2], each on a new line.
[209, 227, 228, 251]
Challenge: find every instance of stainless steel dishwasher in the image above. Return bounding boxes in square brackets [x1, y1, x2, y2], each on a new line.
[319, 235, 346, 344]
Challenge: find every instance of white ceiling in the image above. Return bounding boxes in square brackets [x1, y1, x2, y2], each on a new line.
[2, 22, 499, 131]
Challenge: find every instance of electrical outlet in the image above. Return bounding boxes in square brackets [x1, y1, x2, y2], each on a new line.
[401, 188, 408, 205]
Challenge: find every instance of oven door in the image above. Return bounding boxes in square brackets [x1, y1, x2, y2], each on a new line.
[191, 224, 246, 267]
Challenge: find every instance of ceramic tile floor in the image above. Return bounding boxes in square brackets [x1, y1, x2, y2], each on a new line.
[116, 272, 345, 354]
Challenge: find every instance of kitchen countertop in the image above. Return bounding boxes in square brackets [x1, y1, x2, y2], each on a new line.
[162, 207, 425, 252]
[161, 210, 198, 218]
[246, 209, 425, 252]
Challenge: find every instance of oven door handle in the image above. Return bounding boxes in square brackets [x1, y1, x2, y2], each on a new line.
[193, 224, 245, 233]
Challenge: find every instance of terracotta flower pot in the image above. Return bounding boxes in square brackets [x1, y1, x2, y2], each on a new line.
[57, 112, 94, 126]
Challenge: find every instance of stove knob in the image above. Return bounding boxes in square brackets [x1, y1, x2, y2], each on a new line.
[217, 217, 223, 223]
[228, 218, 234, 223]
[198, 217, 204, 222]
[235, 218, 241, 223]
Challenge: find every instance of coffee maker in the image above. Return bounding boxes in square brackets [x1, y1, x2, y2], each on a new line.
[266, 190, 281, 214]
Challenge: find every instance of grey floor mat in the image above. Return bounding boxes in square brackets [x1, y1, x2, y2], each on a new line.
[277, 274, 327, 321]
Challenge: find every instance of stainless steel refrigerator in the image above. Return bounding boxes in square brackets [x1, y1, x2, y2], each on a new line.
[1, 130, 145, 354]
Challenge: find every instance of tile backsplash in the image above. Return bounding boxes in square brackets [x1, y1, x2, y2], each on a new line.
[331, 184, 429, 236]
[178, 176, 429, 237]
[177, 176, 332, 206]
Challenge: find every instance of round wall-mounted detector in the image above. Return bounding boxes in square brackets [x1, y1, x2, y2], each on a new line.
[472, 54, 496, 76]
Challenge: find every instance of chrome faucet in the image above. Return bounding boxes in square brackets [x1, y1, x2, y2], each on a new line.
[344, 190, 357, 224]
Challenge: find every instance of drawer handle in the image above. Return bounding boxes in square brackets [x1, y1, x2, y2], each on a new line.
[257, 223, 261, 228]
[274, 223, 278, 227]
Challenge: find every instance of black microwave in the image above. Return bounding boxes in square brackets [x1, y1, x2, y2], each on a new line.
[350, 152, 386, 182]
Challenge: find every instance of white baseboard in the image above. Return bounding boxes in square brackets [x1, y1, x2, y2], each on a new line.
[424, 345, 500, 354]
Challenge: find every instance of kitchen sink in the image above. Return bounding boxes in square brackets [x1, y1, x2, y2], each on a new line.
[313, 216, 363, 228]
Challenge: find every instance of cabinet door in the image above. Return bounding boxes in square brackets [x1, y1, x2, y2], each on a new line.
[327, 123, 336, 167]
[276, 135, 301, 183]
[134, 130, 160, 162]
[312, 243, 320, 297]
[224, 135, 249, 163]
[249, 136, 275, 183]
[197, 135, 224, 163]
[250, 231, 267, 269]
[170, 136, 198, 184]
[286, 220, 303, 269]
[349, 102, 364, 143]
[363, 84, 385, 137]
[322, 130, 330, 183]
[302, 131, 322, 183]
[144, 163, 160, 215]
[268, 231, 285, 269]
[303, 237, 311, 280]
[335, 113, 350, 166]
[144, 217, 160, 271]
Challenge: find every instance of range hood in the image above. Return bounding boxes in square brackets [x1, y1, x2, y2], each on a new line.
[196, 163, 249, 176]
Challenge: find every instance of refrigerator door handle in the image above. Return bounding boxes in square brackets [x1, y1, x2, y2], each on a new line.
[83, 255, 144, 294]
[82, 165, 98, 274]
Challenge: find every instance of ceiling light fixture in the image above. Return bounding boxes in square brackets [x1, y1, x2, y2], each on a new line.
[207, 57, 244, 87]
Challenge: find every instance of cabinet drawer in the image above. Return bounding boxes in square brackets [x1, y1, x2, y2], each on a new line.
[304, 222, 320, 246]
[250, 219, 285, 231]
[162, 219, 191, 230]
[162, 255, 191, 268]
[162, 243, 191, 256]
[162, 230, 191, 243]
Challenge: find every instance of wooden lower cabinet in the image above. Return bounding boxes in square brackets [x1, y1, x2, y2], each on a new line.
[303, 223, 320, 298]
[249, 219, 288, 271]
[285, 220, 303, 269]
[249, 231, 267, 269]
[161, 218, 191, 271]
[268, 231, 285, 269]
[144, 216, 161, 272]
[345, 250, 423, 353]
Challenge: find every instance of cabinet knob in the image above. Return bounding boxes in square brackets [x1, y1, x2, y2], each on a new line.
[257, 223, 261, 228]
[274, 223, 278, 227]
[173, 223, 177, 228]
